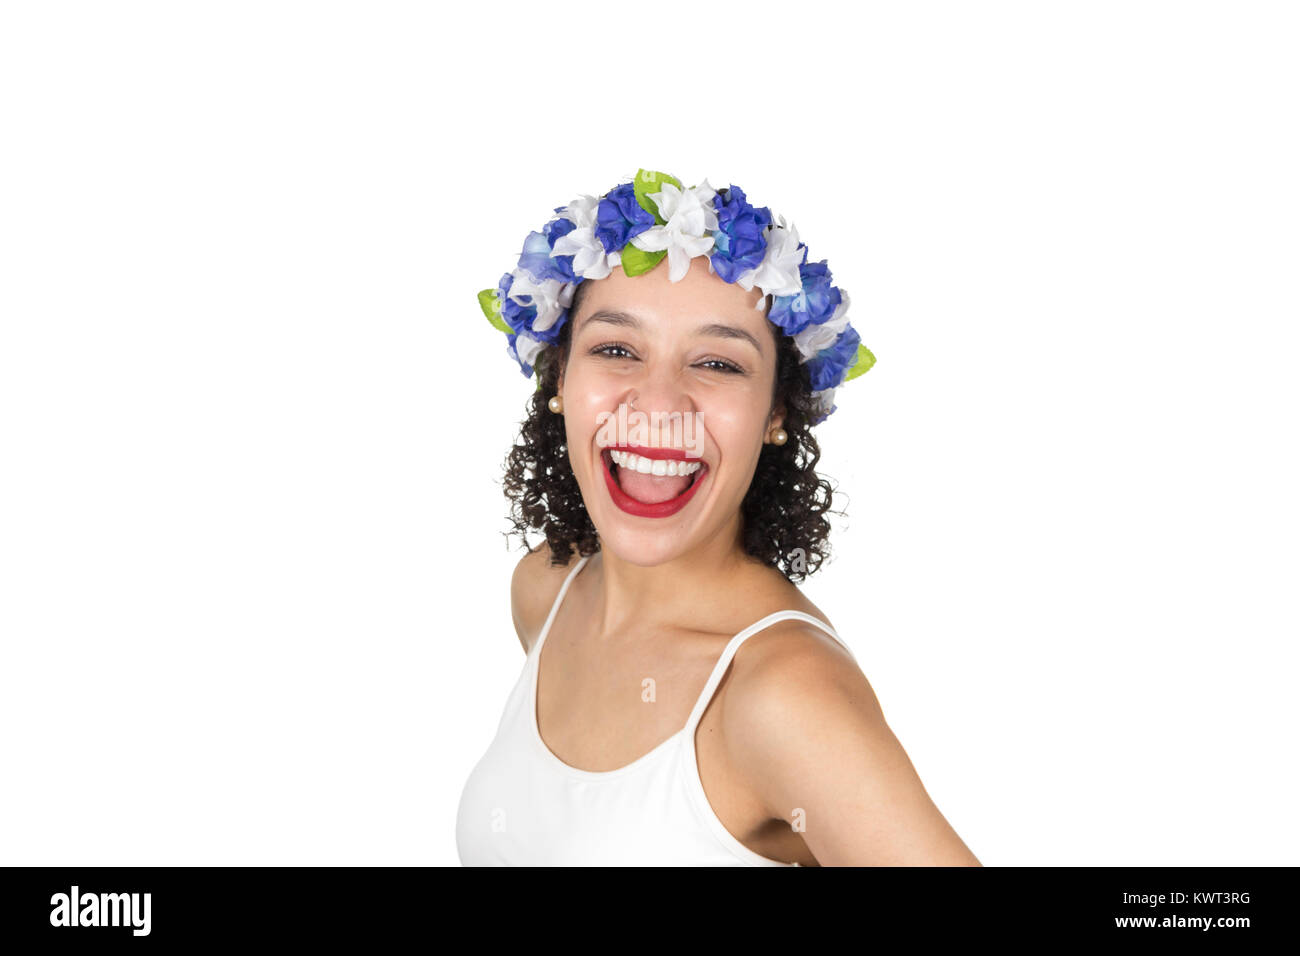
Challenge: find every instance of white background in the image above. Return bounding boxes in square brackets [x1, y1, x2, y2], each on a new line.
[1, 1, 1296, 866]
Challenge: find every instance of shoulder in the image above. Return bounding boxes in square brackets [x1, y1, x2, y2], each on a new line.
[726, 616, 873, 728]
[718, 568, 858, 701]
[510, 542, 586, 654]
[719, 615, 890, 797]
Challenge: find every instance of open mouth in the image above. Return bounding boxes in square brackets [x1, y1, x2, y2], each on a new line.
[600, 446, 709, 519]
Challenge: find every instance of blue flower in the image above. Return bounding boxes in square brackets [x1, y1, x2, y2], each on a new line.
[495, 272, 535, 332]
[806, 325, 861, 391]
[517, 228, 578, 284]
[709, 185, 771, 283]
[543, 216, 576, 247]
[495, 272, 529, 333]
[595, 183, 655, 253]
[768, 259, 842, 336]
[542, 217, 580, 280]
[495, 271, 572, 345]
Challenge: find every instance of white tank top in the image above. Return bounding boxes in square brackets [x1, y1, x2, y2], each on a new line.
[455, 554, 858, 866]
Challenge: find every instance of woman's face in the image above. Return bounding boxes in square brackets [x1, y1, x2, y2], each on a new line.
[558, 255, 784, 566]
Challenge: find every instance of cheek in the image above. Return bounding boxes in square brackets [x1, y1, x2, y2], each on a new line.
[699, 391, 768, 469]
[562, 367, 625, 440]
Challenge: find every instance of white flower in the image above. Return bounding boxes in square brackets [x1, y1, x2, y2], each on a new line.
[506, 267, 574, 333]
[792, 290, 852, 362]
[737, 212, 805, 309]
[548, 194, 622, 280]
[512, 330, 547, 369]
[629, 179, 719, 281]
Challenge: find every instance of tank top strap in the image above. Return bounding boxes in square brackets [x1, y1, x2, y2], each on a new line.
[682, 610, 856, 735]
[531, 553, 592, 656]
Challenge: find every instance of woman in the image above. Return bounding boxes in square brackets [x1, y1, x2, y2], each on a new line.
[456, 169, 980, 866]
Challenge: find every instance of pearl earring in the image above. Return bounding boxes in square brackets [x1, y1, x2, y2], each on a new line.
[770, 428, 788, 446]
[548, 395, 563, 414]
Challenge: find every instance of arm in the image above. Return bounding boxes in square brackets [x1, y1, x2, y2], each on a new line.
[723, 625, 982, 866]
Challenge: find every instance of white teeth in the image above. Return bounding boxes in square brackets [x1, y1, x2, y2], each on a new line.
[606, 449, 702, 477]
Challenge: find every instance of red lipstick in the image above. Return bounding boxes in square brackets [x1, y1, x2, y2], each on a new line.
[600, 446, 709, 519]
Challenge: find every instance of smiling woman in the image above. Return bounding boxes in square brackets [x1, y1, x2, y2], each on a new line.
[504, 272, 840, 575]
[455, 169, 980, 867]
[499, 265, 842, 572]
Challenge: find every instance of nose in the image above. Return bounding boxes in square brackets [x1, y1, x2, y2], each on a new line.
[623, 367, 696, 445]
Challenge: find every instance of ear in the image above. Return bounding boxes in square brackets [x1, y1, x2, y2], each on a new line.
[767, 401, 785, 436]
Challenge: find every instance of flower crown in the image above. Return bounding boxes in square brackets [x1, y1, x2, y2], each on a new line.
[477, 168, 875, 424]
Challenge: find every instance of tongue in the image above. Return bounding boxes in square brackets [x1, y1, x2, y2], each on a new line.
[616, 465, 691, 504]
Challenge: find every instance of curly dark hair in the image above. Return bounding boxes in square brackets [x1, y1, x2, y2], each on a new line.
[501, 280, 843, 582]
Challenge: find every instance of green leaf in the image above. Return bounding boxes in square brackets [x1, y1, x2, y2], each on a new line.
[843, 344, 876, 382]
[631, 168, 682, 224]
[477, 288, 511, 334]
[619, 244, 666, 277]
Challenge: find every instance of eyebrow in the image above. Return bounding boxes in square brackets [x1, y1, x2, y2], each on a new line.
[581, 309, 765, 354]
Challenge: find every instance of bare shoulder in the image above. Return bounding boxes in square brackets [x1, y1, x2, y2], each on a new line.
[510, 542, 586, 654]
[724, 571, 868, 710]
[724, 614, 879, 732]
[718, 613, 982, 865]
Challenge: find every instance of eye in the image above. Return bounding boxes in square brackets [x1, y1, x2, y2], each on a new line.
[696, 357, 745, 375]
[591, 342, 637, 360]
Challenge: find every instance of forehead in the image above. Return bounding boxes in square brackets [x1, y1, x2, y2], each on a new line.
[572, 255, 770, 333]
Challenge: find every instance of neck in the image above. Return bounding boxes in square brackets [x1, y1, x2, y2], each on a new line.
[583, 512, 767, 639]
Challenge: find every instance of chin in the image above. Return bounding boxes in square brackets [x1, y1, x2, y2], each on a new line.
[590, 523, 698, 569]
